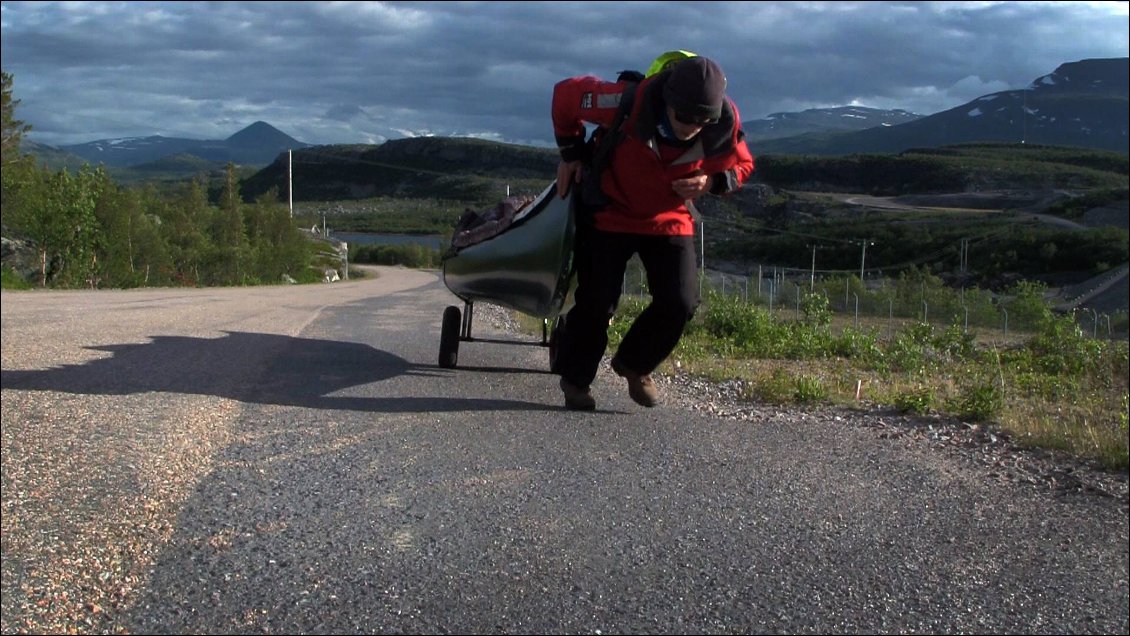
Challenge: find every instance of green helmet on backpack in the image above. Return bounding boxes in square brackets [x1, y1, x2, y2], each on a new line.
[645, 50, 698, 77]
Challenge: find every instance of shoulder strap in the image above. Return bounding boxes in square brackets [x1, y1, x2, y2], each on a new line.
[581, 79, 640, 208]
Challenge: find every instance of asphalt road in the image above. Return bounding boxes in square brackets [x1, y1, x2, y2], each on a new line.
[2, 266, 1127, 634]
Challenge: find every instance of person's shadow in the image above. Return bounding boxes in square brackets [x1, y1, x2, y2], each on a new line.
[1, 331, 551, 412]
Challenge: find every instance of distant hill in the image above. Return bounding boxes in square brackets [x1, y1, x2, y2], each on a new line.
[756, 58, 1129, 155]
[20, 140, 89, 172]
[57, 121, 310, 168]
[125, 153, 226, 174]
[240, 136, 558, 203]
[741, 106, 923, 143]
[19, 141, 244, 185]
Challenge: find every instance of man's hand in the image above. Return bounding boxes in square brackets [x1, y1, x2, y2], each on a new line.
[671, 171, 710, 200]
[556, 160, 584, 198]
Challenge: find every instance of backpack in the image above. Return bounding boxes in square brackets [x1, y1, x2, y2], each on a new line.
[578, 51, 699, 211]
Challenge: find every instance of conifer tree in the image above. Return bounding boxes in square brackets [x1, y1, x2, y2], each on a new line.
[208, 162, 249, 284]
[1, 71, 31, 168]
[162, 179, 212, 285]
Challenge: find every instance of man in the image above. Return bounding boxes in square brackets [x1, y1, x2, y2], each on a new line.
[551, 56, 755, 410]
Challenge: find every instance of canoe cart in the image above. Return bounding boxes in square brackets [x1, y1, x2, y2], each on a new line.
[439, 181, 576, 370]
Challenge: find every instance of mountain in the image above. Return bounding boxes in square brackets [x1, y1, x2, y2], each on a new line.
[755, 58, 1129, 155]
[224, 121, 304, 153]
[58, 121, 310, 168]
[741, 106, 923, 143]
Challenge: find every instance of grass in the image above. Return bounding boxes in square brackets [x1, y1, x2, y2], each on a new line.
[520, 284, 1129, 471]
[1, 265, 34, 289]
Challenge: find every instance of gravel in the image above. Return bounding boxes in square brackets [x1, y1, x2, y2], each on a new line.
[660, 373, 1129, 503]
[489, 302, 1128, 504]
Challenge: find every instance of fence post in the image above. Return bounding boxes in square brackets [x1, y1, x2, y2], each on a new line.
[888, 298, 893, 340]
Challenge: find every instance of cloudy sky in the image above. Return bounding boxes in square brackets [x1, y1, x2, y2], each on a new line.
[2, 1, 1127, 149]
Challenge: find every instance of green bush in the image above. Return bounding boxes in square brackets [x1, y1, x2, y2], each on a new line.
[699, 291, 784, 357]
[828, 326, 884, 365]
[1, 264, 33, 289]
[934, 321, 979, 362]
[950, 380, 1004, 422]
[999, 280, 1053, 330]
[350, 243, 441, 268]
[887, 322, 935, 374]
[800, 291, 832, 326]
[1023, 312, 1105, 376]
[753, 368, 795, 404]
[793, 374, 828, 403]
[895, 386, 935, 414]
[1121, 394, 1129, 435]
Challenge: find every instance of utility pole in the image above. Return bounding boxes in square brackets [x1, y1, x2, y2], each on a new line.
[809, 244, 818, 292]
[288, 149, 293, 218]
[859, 239, 874, 281]
[1022, 88, 1027, 144]
[700, 220, 705, 271]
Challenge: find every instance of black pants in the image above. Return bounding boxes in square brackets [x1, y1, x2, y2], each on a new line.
[556, 227, 700, 389]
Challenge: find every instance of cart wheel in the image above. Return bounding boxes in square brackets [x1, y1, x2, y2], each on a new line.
[439, 305, 461, 368]
[548, 315, 565, 373]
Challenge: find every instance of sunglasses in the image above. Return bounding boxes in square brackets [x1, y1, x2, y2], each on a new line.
[674, 111, 719, 126]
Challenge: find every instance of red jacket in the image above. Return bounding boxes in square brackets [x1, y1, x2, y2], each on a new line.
[552, 72, 755, 236]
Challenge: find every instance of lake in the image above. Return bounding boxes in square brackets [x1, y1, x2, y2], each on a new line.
[330, 232, 446, 250]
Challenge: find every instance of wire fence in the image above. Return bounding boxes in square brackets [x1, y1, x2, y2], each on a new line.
[617, 255, 1125, 341]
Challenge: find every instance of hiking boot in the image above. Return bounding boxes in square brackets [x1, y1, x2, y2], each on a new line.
[611, 357, 659, 407]
[560, 377, 596, 411]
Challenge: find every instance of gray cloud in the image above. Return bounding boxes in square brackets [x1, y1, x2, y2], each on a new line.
[2, 1, 1127, 148]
